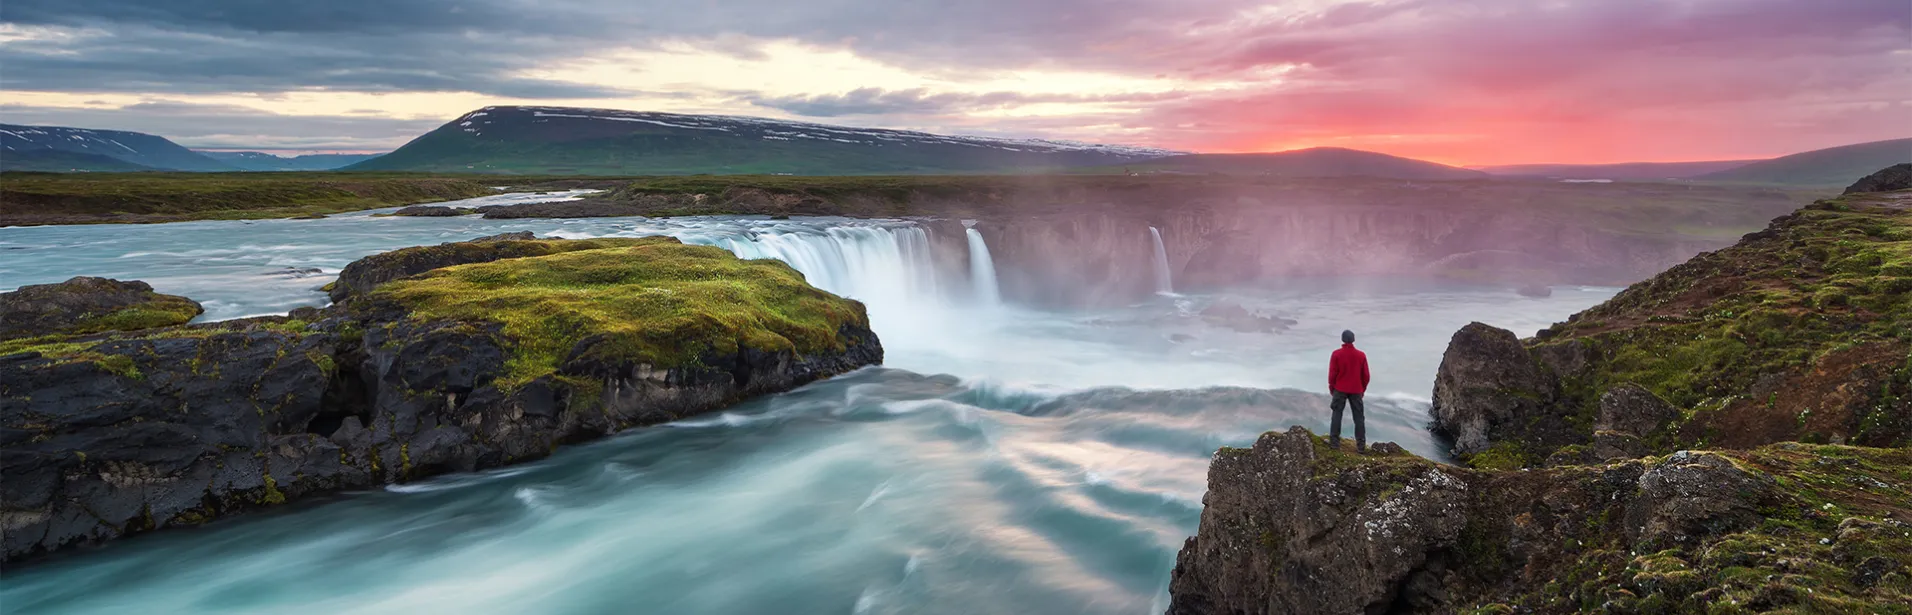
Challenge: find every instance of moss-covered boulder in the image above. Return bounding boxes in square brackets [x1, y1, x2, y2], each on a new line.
[343, 236, 880, 478]
[325, 232, 646, 302]
[1168, 427, 1912, 614]
[0, 277, 201, 342]
[1, 236, 883, 564]
[1432, 192, 1912, 468]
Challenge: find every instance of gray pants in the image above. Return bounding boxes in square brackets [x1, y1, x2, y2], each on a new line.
[1329, 391, 1366, 450]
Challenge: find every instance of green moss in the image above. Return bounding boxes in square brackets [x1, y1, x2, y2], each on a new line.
[70, 298, 203, 334]
[374, 238, 868, 389]
[1466, 441, 1531, 471]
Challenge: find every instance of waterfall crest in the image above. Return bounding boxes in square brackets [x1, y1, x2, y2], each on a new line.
[965, 228, 1001, 307]
[1149, 227, 1173, 295]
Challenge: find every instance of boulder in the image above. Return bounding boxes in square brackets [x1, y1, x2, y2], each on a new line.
[1597, 383, 1680, 437]
[1844, 163, 1912, 194]
[1198, 301, 1295, 333]
[0, 277, 202, 341]
[1429, 322, 1554, 456]
[1627, 451, 1777, 549]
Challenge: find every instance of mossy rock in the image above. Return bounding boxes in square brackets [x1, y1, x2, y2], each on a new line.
[0, 276, 203, 341]
[368, 236, 871, 388]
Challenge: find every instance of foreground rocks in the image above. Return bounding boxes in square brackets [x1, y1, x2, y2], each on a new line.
[1168, 427, 1912, 614]
[0, 277, 202, 341]
[0, 235, 882, 564]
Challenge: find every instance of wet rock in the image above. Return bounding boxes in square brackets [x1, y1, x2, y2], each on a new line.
[0, 327, 344, 562]
[391, 205, 473, 217]
[1844, 163, 1912, 194]
[1429, 322, 1555, 456]
[1597, 383, 1679, 437]
[0, 277, 202, 341]
[1516, 283, 1552, 298]
[266, 267, 326, 278]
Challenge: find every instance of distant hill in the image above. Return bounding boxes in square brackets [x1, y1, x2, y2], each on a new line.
[0, 149, 158, 173]
[198, 151, 384, 171]
[0, 124, 234, 171]
[1114, 148, 1488, 180]
[1475, 160, 1759, 180]
[347, 106, 1182, 175]
[1696, 138, 1912, 186]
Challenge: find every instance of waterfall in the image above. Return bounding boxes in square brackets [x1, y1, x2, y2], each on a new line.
[965, 227, 1001, 307]
[693, 224, 949, 337]
[1149, 226, 1173, 295]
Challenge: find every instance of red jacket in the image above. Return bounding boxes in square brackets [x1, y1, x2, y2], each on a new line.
[1329, 343, 1370, 395]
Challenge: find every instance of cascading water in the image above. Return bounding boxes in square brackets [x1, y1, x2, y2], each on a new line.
[1149, 227, 1173, 295]
[963, 225, 1001, 307]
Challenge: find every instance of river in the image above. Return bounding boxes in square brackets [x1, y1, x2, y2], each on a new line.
[0, 191, 1615, 614]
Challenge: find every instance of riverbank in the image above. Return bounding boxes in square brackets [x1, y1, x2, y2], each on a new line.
[0, 172, 633, 226]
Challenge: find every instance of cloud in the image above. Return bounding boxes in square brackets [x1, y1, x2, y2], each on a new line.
[0, 0, 1906, 161]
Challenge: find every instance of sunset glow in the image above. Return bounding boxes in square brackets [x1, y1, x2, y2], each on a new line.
[1, 0, 1907, 163]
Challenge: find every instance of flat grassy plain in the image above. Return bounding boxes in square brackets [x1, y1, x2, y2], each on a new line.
[0, 172, 608, 225]
[0, 171, 1831, 235]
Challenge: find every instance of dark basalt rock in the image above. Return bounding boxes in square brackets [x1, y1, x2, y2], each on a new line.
[0, 277, 202, 341]
[1597, 383, 1679, 437]
[1, 322, 346, 562]
[1844, 163, 1912, 194]
[391, 205, 473, 217]
[1168, 428, 1791, 615]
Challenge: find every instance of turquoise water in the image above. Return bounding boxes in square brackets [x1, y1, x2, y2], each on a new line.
[0, 195, 1615, 614]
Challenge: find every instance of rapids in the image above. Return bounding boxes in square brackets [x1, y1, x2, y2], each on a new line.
[0, 192, 1616, 614]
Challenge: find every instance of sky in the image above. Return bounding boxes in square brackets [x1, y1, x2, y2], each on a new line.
[0, 0, 1907, 165]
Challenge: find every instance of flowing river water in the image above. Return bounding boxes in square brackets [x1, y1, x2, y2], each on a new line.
[0, 192, 1616, 614]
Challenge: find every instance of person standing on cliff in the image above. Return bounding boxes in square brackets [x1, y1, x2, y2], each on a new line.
[1328, 329, 1370, 453]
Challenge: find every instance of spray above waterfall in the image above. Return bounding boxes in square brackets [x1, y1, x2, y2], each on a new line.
[1149, 227, 1174, 295]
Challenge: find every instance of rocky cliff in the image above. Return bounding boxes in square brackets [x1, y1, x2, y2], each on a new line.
[1168, 428, 1911, 614]
[1169, 178, 1912, 614]
[0, 236, 882, 564]
[1428, 188, 1910, 467]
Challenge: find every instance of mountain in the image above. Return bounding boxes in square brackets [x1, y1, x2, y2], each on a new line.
[1474, 159, 1759, 180]
[1695, 137, 1912, 186]
[346, 106, 1182, 175]
[197, 151, 384, 171]
[0, 124, 234, 171]
[1115, 148, 1488, 180]
[0, 149, 157, 173]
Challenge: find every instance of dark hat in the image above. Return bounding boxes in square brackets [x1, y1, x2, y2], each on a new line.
[1341, 330, 1355, 343]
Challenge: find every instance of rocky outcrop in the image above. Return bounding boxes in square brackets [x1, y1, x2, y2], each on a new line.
[1430, 192, 1912, 467]
[1844, 163, 1912, 194]
[325, 232, 614, 302]
[391, 205, 473, 216]
[0, 237, 883, 564]
[1168, 427, 1910, 614]
[0, 277, 202, 341]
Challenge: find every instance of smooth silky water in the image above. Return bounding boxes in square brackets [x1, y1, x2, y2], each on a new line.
[0, 192, 1616, 614]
